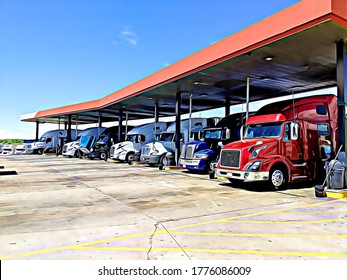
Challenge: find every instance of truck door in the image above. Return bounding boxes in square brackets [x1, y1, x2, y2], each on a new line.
[283, 122, 303, 162]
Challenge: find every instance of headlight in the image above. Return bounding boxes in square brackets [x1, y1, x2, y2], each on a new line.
[193, 153, 208, 159]
[90, 148, 94, 152]
[246, 161, 262, 171]
[250, 145, 266, 159]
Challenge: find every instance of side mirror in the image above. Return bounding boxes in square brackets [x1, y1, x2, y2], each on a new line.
[225, 128, 231, 140]
[290, 122, 300, 140]
[240, 126, 246, 140]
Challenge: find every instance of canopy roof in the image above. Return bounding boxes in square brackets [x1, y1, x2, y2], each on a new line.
[21, 0, 347, 125]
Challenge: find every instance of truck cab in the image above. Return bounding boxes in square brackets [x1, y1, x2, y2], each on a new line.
[62, 127, 106, 158]
[30, 130, 79, 155]
[1, 144, 14, 155]
[215, 95, 337, 188]
[82, 126, 131, 160]
[179, 113, 246, 172]
[14, 140, 35, 155]
[109, 122, 167, 163]
[140, 118, 208, 167]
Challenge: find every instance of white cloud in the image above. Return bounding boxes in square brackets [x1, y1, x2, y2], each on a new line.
[118, 27, 139, 46]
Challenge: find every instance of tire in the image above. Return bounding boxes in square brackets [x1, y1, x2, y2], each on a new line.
[37, 148, 44, 155]
[100, 152, 108, 161]
[158, 154, 167, 170]
[126, 152, 135, 164]
[208, 171, 216, 179]
[269, 167, 287, 189]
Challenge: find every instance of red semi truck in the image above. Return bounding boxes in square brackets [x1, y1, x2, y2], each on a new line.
[215, 95, 338, 188]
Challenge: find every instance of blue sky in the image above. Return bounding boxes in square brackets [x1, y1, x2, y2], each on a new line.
[0, 0, 300, 139]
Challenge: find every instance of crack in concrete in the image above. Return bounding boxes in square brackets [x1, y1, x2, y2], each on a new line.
[146, 221, 160, 260]
[146, 219, 191, 260]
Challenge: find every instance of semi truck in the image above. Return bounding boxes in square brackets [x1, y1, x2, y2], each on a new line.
[1, 144, 14, 155]
[140, 118, 214, 167]
[81, 126, 132, 160]
[62, 127, 106, 157]
[30, 130, 80, 155]
[109, 122, 167, 163]
[14, 140, 36, 155]
[215, 94, 337, 188]
[179, 112, 247, 172]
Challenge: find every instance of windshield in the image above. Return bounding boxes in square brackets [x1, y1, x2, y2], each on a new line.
[203, 129, 223, 140]
[98, 134, 109, 143]
[126, 134, 145, 143]
[38, 137, 46, 142]
[159, 132, 175, 142]
[244, 123, 283, 139]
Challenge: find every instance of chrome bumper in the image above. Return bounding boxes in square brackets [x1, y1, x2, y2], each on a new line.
[216, 168, 269, 182]
[179, 158, 200, 167]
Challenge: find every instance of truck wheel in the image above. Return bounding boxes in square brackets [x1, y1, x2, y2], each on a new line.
[100, 152, 108, 161]
[208, 171, 216, 179]
[269, 167, 287, 189]
[126, 152, 135, 165]
[158, 154, 167, 170]
[37, 148, 44, 155]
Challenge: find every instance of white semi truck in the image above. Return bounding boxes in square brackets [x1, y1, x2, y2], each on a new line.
[30, 129, 79, 155]
[140, 118, 210, 167]
[14, 140, 36, 155]
[1, 144, 14, 155]
[109, 122, 167, 163]
[62, 127, 106, 157]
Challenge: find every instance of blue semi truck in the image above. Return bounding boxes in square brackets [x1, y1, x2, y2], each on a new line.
[179, 112, 247, 172]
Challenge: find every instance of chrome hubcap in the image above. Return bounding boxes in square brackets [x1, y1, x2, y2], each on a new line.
[271, 170, 284, 187]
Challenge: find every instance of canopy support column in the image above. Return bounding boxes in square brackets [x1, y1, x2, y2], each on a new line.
[98, 112, 102, 137]
[246, 76, 250, 121]
[118, 110, 123, 142]
[154, 103, 159, 138]
[35, 121, 39, 141]
[67, 115, 72, 142]
[225, 96, 230, 117]
[175, 91, 182, 165]
[337, 40, 347, 159]
[189, 93, 193, 138]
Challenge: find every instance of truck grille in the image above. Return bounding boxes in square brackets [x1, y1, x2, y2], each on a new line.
[220, 150, 240, 168]
[110, 146, 115, 155]
[180, 145, 186, 158]
[63, 144, 68, 153]
[185, 145, 195, 159]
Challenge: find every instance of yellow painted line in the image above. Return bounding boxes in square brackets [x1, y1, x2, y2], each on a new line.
[1, 198, 345, 260]
[168, 198, 346, 231]
[0, 244, 81, 260]
[168, 231, 347, 238]
[274, 211, 347, 214]
[72, 246, 347, 258]
[0, 231, 155, 260]
[223, 217, 347, 224]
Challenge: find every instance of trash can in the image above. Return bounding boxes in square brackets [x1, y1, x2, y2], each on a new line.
[328, 160, 345, 190]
